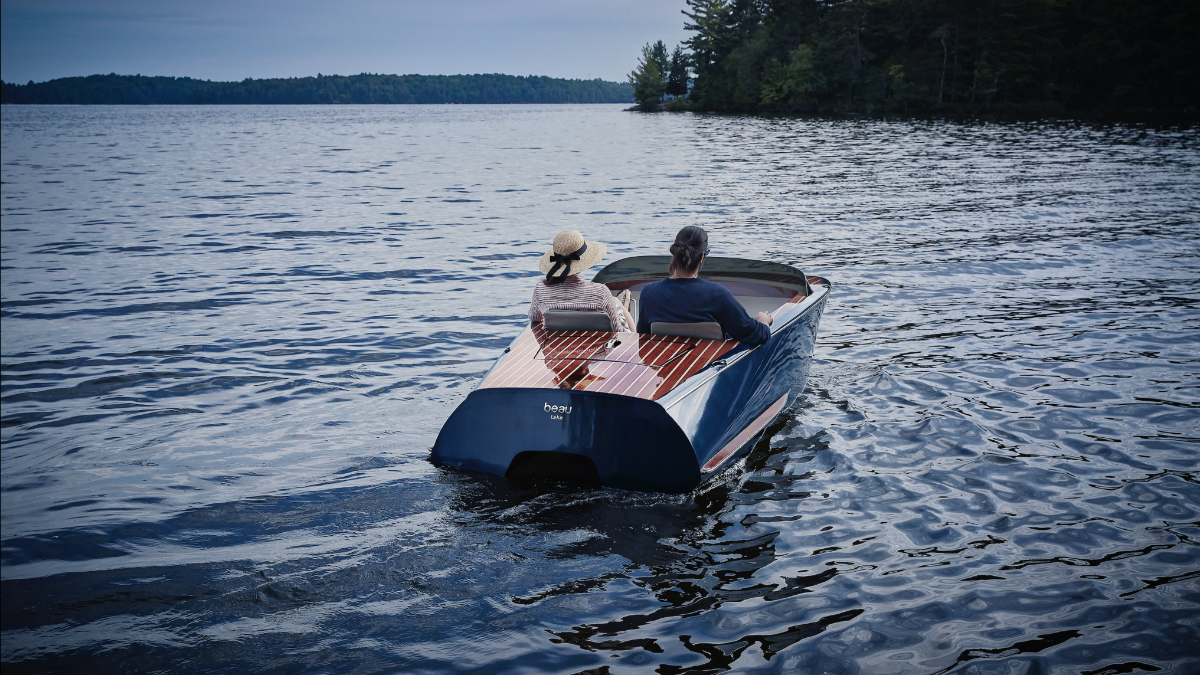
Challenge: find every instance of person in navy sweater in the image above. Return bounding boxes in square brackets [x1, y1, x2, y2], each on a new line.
[637, 226, 773, 345]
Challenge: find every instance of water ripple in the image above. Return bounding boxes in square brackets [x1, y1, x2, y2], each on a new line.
[2, 105, 1198, 673]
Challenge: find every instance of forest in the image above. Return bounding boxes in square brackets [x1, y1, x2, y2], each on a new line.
[0, 73, 633, 105]
[630, 0, 1199, 116]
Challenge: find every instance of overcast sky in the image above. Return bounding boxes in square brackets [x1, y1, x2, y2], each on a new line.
[1, 0, 692, 84]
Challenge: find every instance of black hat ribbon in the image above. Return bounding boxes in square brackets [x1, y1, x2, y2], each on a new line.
[546, 242, 587, 282]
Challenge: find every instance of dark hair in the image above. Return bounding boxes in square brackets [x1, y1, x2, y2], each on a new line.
[669, 226, 708, 276]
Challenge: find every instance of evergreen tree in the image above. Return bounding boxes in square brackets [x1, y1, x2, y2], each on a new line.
[629, 44, 667, 109]
[760, 44, 822, 110]
[683, 0, 734, 101]
[666, 46, 690, 97]
[649, 41, 671, 83]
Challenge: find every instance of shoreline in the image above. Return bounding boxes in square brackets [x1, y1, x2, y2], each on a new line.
[626, 100, 1200, 126]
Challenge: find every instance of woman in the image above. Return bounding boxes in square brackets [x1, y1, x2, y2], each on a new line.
[636, 226, 773, 345]
[529, 229, 634, 331]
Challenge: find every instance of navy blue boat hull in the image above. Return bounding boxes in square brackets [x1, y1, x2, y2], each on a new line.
[432, 387, 700, 493]
[667, 289, 826, 474]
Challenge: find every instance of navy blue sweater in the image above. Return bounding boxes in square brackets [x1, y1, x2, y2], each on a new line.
[636, 277, 771, 345]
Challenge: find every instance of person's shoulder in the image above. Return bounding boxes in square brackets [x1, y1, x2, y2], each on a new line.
[640, 278, 669, 296]
[578, 278, 611, 293]
[532, 279, 562, 300]
[696, 277, 734, 296]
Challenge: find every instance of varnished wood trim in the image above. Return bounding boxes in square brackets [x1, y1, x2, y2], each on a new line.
[701, 393, 789, 473]
[481, 323, 738, 400]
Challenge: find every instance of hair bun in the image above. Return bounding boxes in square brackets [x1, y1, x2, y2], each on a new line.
[668, 226, 708, 276]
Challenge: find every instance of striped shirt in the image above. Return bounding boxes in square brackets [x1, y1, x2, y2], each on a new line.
[529, 275, 629, 332]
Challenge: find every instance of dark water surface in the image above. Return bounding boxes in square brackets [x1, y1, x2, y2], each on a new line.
[2, 105, 1198, 674]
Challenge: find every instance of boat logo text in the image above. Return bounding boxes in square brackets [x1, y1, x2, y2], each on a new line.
[544, 402, 572, 420]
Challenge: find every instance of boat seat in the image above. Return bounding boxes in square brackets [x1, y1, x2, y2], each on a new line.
[544, 309, 614, 332]
[651, 321, 724, 340]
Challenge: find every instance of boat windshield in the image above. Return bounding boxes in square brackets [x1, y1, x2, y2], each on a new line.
[591, 256, 812, 329]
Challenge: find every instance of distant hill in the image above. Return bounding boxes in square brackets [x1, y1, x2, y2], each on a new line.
[0, 73, 634, 105]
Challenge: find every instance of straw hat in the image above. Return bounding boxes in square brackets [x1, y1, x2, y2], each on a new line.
[538, 230, 608, 282]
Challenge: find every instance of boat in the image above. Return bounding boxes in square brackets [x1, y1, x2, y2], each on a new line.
[430, 255, 830, 493]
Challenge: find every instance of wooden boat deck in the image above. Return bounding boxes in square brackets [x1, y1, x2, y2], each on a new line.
[480, 325, 739, 401]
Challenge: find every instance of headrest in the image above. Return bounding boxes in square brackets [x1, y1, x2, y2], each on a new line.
[544, 309, 613, 332]
[650, 321, 723, 340]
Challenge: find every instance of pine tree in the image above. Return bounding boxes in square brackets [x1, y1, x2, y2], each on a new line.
[649, 41, 671, 83]
[629, 44, 667, 109]
[666, 46, 690, 97]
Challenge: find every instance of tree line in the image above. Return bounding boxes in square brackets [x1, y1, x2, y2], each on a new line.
[1, 73, 633, 105]
[629, 0, 1199, 116]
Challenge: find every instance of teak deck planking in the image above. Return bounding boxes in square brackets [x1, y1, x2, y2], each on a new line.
[481, 324, 739, 401]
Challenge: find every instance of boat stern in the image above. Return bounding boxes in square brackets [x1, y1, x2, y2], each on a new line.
[430, 387, 700, 493]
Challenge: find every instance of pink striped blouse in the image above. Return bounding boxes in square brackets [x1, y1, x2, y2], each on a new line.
[528, 275, 629, 332]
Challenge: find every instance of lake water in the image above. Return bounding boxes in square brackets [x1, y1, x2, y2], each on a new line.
[2, 104, 1198, 674]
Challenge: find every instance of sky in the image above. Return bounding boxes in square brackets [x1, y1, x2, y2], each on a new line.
[1, 0, 693, 84]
